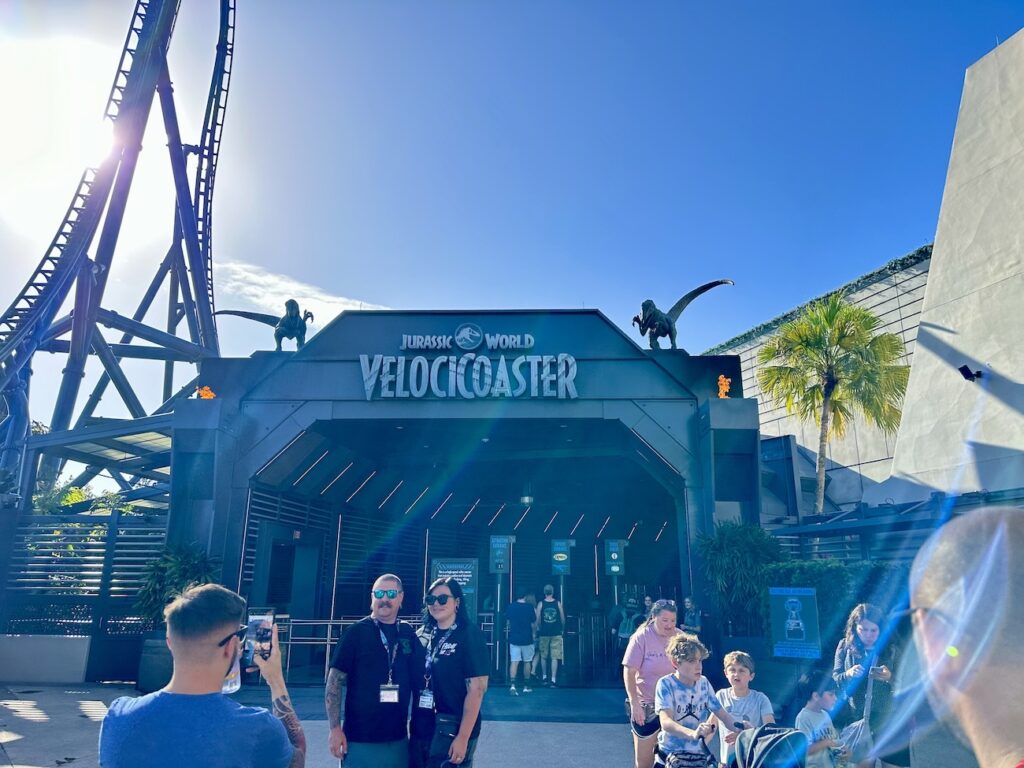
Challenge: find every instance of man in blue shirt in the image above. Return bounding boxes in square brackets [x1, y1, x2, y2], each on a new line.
[99, 583, 306, 767]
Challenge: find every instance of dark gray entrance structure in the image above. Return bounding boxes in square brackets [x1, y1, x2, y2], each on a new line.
[169, 309, 758, 647]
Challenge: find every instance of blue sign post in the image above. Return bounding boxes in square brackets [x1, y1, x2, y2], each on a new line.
[551, 539, 573, 576]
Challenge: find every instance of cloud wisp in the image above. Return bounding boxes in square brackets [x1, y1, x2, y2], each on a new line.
[215, 260, 387, 330]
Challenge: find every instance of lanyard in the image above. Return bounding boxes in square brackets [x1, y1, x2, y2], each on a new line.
[376, 621, 400, 685]
[424, 623, 457, 689]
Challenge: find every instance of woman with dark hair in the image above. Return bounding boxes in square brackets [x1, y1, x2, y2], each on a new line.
[410, 577, 489, 768]
[832, 603, 910, 768]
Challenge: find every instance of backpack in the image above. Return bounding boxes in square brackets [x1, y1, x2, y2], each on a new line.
[732, 725, 809, 768]
[619, 611, 641, 637]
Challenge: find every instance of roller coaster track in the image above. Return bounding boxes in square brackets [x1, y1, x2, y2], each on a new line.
[0, 0, 234, 503]
[193, 0, 237, 320]
[0, 0, 176, 388]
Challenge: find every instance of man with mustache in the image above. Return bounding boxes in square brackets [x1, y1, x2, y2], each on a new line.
[326, 574, 417, 768]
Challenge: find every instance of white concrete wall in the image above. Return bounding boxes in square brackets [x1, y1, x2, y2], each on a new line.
[0, 635, 90, 683]
[885, 30, 1024, 501]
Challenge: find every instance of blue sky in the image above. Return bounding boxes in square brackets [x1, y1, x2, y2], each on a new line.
[1, 1, 1023, 421]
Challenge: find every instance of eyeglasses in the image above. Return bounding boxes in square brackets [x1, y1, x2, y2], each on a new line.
[424, 594, 453, 606]
[373, 589, 402, 599]
[217, 625, 247, 647]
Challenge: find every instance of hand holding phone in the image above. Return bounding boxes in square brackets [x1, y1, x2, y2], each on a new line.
[242, 609, 275, 670]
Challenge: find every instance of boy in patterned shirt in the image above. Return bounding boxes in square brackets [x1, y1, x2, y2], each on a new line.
[655, 634, 746, 765]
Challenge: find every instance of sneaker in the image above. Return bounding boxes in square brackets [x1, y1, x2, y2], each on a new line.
[509, 686, 519, 696]
[549, 679, 558, 688]
[523, 685, 533, 693]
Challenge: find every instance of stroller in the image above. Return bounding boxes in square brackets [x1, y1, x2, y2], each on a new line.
[730, 725, 809, 768]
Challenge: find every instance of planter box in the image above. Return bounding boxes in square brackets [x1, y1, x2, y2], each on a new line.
[0, 635, 91, 684]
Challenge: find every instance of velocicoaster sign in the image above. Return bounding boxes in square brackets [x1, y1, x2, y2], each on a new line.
[359, 322, 579, 401]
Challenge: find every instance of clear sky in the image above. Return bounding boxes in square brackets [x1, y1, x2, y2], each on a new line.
[1, 1, 1023, 423]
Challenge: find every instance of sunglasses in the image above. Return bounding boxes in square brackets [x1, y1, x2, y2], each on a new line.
[653, 599, 677, 609]
[424, 594, 454, 606]
[217, 625, 247, 647]
[373, 589, 402, 599]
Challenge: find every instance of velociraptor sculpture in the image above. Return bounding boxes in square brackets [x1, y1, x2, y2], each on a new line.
[215, 299, 315, 351]
[632, 279, 734, 351]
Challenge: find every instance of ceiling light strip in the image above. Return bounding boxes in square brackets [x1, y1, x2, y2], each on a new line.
[543, 510, 559, 533]
[513, 505, 531, 531]
[596, 515, 611, 538]
[430, 492, 454, 520]
[627, 521, 638, 540]
[569, 513, 585, 536]
[405, 486, 429, 515]
[255, 430, 307, 476]
[292, 450, 329, 486]
[655, 520, 671, 544]
[345, 470, 376, 503]
[378, 480, 404, 510]
[320, 461, 354, 496]
[461, 498, 481, 524]
[487, 503, 506, 526]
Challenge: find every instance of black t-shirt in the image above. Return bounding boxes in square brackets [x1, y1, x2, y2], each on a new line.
[537, 598, 562, 636]
[330, 616, 416, 743]
[416, 621, 490, 739]
[507, 602, 535, 646]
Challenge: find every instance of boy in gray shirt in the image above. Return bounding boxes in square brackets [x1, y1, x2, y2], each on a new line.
[712, 651, 775, 767]
[795, 675, 846, 768]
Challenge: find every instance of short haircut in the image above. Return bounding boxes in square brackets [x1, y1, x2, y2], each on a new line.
[164, 583, 245, 639]
[667, 632, 709, 663]
[798, 671, 838, 702]
[723, 650, 755, 673]
[911, 506, 1024, 665]
[374, 573, 403, 589]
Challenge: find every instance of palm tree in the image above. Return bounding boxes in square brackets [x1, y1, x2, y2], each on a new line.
[757, 293, 909, 515]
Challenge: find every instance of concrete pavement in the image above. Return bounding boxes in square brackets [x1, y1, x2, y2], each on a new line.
[0, 684, 634, 768]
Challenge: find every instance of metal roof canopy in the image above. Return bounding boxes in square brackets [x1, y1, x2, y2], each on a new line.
[25, 414, 173, 508]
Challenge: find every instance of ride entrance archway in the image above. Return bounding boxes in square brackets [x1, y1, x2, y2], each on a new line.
[168, 309, 759, 685]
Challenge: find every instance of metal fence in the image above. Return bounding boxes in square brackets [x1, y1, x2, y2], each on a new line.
[264, 611, 616, 687]
[0, 509, 168, 680]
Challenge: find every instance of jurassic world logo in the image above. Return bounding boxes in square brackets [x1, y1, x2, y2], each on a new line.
[399, 323, 535, 352]
[360, 323, 578, 401]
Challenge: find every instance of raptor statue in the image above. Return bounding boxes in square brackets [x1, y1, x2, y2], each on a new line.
[215, 299, 315, 351]
[632, 279, 735, 351]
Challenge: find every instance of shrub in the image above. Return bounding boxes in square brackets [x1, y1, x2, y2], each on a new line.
[698, 522, 785, 636]
[134, 545, 219, 625]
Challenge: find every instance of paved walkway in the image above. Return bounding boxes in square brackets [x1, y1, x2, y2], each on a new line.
[0, 684, 634, 768]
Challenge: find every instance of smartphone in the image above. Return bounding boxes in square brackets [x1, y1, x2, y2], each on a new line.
[870, 665, 884, 675]
[241, 609, 275, 669]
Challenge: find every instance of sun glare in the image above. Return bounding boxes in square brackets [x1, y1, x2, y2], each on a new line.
[0, 36, 119, 240]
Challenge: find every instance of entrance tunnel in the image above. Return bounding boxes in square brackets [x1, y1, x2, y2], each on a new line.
[166, 309, 757, 684]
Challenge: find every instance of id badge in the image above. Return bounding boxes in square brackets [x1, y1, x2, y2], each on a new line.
[418, 689, 435, 709]
[379, 684, 399, 704]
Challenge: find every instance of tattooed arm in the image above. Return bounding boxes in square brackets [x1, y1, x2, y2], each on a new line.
[326, 667, 348, 759]
[253, 625, 306, 768]
[270, 685, 307, 768]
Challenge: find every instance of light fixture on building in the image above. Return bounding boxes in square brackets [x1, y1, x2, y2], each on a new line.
[958, 365, 983, 382]
[520, 482, 533, 505]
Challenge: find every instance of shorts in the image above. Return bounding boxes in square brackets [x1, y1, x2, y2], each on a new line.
[510, 643, 535, 662]
[538, 635, 564, 661]
[631, 714, 660, 739]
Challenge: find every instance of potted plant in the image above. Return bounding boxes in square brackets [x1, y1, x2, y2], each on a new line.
[134, 545, 218, 692]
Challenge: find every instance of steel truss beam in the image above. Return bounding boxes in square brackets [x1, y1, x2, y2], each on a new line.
[0, 0, 236, 517]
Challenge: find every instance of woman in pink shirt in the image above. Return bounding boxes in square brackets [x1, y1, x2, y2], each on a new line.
[623, 599, 684, 768]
